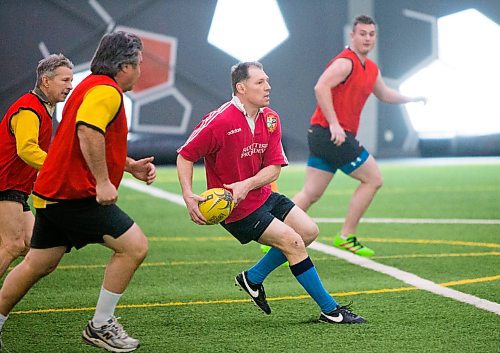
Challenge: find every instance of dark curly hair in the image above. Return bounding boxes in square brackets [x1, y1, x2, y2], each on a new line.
[90, 31, 143, 77]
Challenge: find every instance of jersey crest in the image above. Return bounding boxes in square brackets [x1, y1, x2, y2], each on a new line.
[265, 113, 277, 133]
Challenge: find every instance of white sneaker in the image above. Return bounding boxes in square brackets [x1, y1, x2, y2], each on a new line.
[82, 316, 139, 352]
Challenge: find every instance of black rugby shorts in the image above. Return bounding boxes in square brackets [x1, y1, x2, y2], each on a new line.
[31, 198, 134, 252]
[221, 192, 295, 244]
[307, 124, 369, 174]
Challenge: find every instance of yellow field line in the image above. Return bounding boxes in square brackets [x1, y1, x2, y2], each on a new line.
[146, 236, 500, 249]
[11, 274, 500, 315]
[360, 237, 500, 248]
[50, 251, 500, 271]
[373, 251, 500, 259]
[441, 275, 500, 286]
[148, 236, 232, 241]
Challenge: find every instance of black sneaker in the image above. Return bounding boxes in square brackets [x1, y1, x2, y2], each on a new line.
[319, 303, 366, 324]
[235, 271, 271, 314]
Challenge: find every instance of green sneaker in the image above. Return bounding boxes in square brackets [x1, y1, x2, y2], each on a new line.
[333, 233, 374, 257]
[260, 245, 288, 266]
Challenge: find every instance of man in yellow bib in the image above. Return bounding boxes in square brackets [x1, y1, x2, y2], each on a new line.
[0, 54, 73, 279]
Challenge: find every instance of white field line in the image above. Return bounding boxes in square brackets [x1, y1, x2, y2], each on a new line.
[122, 180, 500, 226]
[122, 179, 500, 315]
[309, 242, 500, 315]
[122, 179, 185, 206]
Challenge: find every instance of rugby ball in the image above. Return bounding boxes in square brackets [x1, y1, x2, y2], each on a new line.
[198, 188, 234, 225]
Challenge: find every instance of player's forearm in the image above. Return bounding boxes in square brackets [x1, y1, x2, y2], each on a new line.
[246, 165, 281, 191]
[77, 125, 109, 183]
[378, 88, 420, 104]
[176, 154, 195, 195]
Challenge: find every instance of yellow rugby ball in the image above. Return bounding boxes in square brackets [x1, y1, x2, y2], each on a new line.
[198, 188, 235, 225]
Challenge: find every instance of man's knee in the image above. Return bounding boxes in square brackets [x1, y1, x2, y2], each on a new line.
[125, 234, 149, 263]
[303, 188, 323, 204]
[280, 231, 307, 254]
[108, 224, 149, 263]
[372, 175, 383, 190]
[360, 173, 383, 191]
[135, 238, 148, 262]
[1, 237, 29, 259]
[23, 256, 59, 278]
[303, 222, 319, 245]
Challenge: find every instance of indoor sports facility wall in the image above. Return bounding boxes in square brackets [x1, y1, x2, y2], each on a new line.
[1, 0, 499, 163]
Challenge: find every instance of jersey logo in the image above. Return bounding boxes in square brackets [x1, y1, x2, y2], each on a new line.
[266, 113, 277, 133]
[227, 128, 242, 136]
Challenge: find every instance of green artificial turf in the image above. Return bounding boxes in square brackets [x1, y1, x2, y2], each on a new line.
[2, 160, 499, 352]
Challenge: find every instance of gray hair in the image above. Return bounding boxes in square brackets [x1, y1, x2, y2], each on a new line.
[90, 31, 143, 77]
[36, 54, 73, 87]
[231, 61, 263, 95]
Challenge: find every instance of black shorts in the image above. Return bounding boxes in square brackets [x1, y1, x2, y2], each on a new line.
[221, 192, 295, 244]
[307, 124, 369, 174]
[31, 198, 134, 252]
[0, 190, 30, 212]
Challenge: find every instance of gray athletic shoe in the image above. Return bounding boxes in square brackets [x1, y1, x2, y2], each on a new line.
[82, 316, 140, 352]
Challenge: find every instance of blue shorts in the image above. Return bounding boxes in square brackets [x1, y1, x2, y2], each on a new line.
[307, 124, 369, 174]
[221, 192, 295, 244]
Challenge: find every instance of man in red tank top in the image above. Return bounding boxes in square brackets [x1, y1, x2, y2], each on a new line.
[0, 32, 156, 352]
[294, 15, 426, 257]
[0, 54, 73, 280]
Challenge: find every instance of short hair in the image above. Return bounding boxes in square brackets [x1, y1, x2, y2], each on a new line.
[90, 31, 143, 77]
[36, 54, 73, 87]
[352, 15, 376, 31]
[231, 61, 263, 95]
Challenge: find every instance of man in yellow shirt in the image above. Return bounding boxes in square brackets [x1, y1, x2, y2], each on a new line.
[0, 54, 73, 279]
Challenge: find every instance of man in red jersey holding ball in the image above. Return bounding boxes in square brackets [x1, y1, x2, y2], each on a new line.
[177, 62, 365, 324]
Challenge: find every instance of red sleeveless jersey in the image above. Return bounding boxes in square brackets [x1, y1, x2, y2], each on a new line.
[0, 92, 52, 194]
[310, 48, 379, 135]
[33, 75, 128, 201]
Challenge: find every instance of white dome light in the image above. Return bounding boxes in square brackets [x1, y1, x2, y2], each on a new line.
[207, 0, 289, 61]
[400, 9, 500, 138]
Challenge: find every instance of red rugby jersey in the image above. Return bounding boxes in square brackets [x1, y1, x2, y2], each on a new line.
[178, 97, 288, 223]
[0, 92, 52, 194]
[310, 47, 379, 135]
[33, 74, 128, 201]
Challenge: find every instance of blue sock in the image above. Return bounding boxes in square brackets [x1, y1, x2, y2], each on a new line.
[247, 247, 287, 284]
[290, 257, 338, 313]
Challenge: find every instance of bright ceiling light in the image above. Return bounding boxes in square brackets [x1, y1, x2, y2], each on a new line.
[400, 9, 500, 138]
[207, 0, 289, 61]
